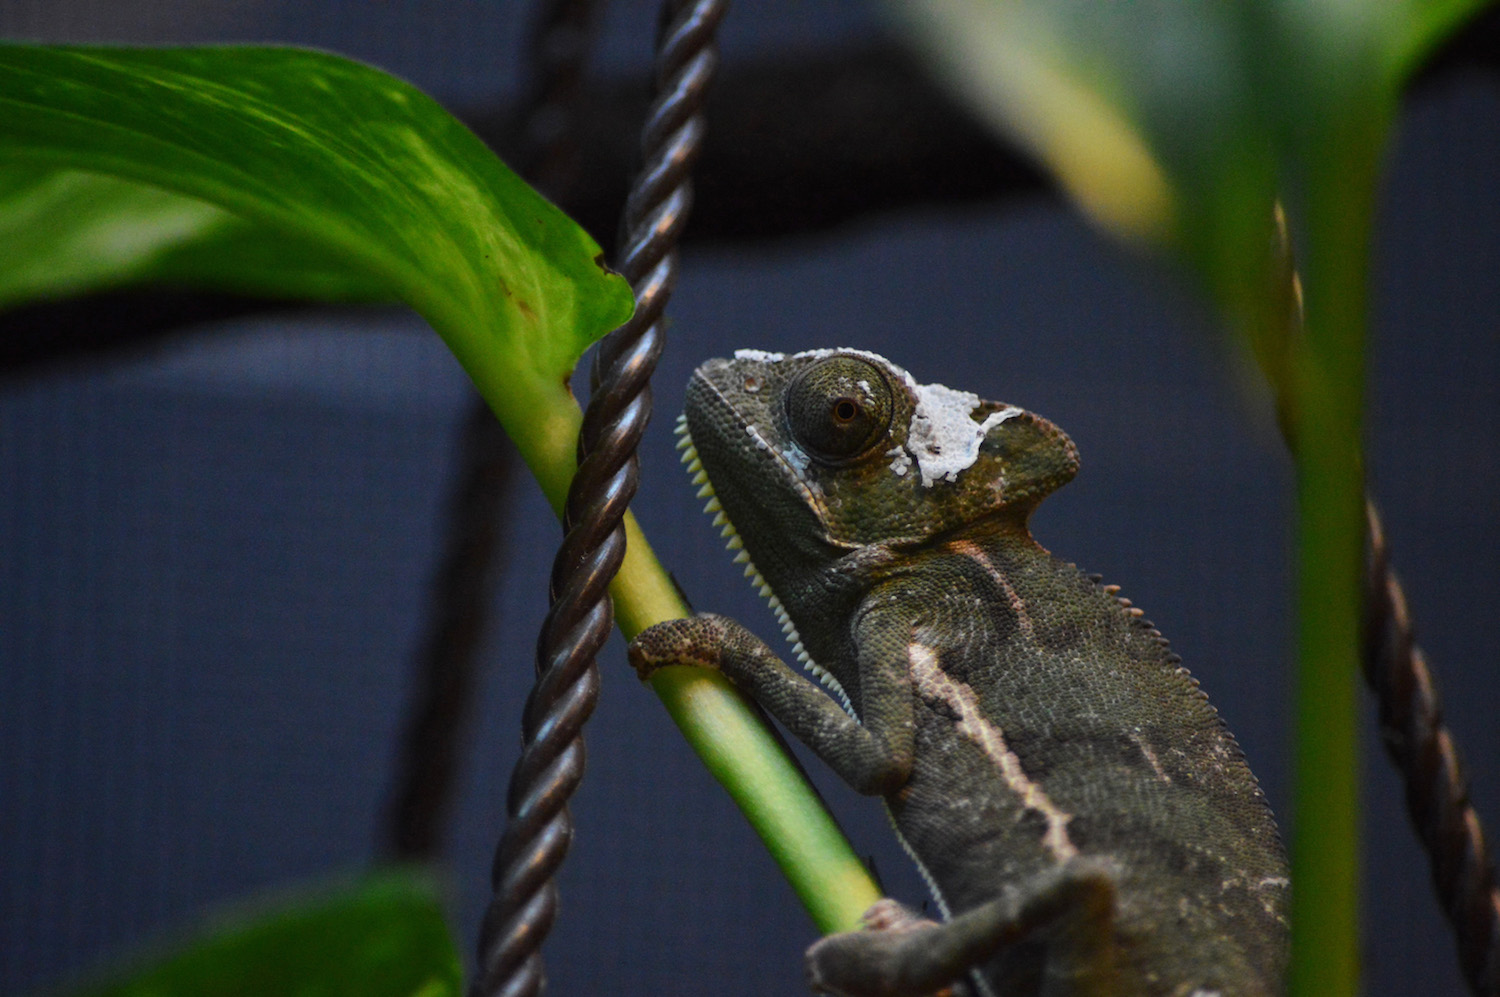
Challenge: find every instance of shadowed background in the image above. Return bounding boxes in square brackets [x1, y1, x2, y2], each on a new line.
[1, 2, 1497, 994]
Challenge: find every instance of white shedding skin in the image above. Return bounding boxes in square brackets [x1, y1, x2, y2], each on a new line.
[781, 346, 896, 366]
[780, 441, 811, 475]
[906, 380, 1023, 487]
[734, 348, 1027, 489]
[887, 445, 913, 477]
[744, 423, 823, 502]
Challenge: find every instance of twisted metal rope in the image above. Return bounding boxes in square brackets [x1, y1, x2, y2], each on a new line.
[1364, 502, 1500, 996]
[470, 3, 727, 995]
[383, 0, 599, 867]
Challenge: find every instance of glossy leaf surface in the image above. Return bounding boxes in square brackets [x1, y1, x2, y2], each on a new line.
[0, 37, 888, 963]
[0, 167, 391, 307]
[0, 44, 634, 505]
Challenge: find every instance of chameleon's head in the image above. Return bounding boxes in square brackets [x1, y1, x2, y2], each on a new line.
[679, 349, 1079, 565]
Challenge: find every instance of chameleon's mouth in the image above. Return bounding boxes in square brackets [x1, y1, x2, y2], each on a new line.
[674, 412, 856, 716]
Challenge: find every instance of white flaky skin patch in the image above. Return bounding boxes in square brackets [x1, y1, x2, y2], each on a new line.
[886, 445, 913, 478]
[732, 346, 891, 365]
[907, 383, 1022, 488]
[733, 348, 1024, 489]
[908, 642, 1078, 864]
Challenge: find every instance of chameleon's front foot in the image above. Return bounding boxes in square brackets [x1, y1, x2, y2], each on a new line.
[626, 613, 731, 680]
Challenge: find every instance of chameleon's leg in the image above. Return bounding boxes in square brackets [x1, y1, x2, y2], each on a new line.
[629, 612, 915, 793]
[806, 860, 1122, 997]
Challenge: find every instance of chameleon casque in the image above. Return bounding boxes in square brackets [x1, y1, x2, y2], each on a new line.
[628, 349, 1289, 997]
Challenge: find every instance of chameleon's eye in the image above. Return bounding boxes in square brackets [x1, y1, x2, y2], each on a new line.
[784, 356, 894, 462]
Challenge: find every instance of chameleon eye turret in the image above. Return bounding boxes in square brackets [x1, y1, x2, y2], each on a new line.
[784, 355, 895, 462]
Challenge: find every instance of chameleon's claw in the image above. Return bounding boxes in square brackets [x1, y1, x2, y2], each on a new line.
[860, 899, 934, 934]
[626, 615, 728, 681]
[807, 917, 957, 997]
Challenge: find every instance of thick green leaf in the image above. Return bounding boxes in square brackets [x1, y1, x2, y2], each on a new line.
[0, 44, 634, 507]
[0, 167, 392, 307]
[58, 872, 459, 997]
[889, 3, 1492, 995]
[0, 43, 887, 952]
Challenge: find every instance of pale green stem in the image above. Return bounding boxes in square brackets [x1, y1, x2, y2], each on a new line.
[474, 377, 882, 935]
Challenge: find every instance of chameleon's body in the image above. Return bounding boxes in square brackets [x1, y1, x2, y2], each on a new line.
[630, 350, 1289, 997]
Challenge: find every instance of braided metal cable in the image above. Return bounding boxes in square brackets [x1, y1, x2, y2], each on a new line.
[383, 0, 600, 867]
[1364, 502, 1500, 996]
[471, 3, 727, 995]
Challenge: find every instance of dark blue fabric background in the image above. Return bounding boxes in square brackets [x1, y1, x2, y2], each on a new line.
[2, 3, 1497, 994]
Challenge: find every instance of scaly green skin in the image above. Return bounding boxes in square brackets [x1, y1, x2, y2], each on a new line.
[631, 350, 1288, 997]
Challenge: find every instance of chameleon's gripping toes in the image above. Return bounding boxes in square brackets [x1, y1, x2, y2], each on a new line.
[630, 350, 1289, 997]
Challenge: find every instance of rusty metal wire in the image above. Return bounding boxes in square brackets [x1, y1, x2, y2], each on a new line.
[470, 2, 727, 995]
[1364, 502, 1500, 996]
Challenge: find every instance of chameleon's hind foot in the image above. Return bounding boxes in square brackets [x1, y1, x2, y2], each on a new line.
[806, 861, 1121, 997]
[816, 899, 954, 995]
[807, 901, 955, 997]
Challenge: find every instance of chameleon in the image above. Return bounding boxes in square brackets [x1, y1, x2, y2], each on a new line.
[628, 349, 1289, 997]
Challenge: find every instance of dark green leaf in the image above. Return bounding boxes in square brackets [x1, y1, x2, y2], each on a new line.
[0, 44, 634, 506]
[58, 872, 460, 997]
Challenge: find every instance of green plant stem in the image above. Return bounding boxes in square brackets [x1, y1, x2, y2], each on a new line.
[1289, 390, 1363, 997]
[613, 509, 883, 932]
[1285, 105, 1384, 997]
[494, 386, 883, 935]
[611, 513, 884, 931]
[467, 372, 582, 519]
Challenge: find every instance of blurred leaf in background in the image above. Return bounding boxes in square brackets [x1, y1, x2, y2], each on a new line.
[58, 872, 460, 997]
[888, 0, 1482, 358]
